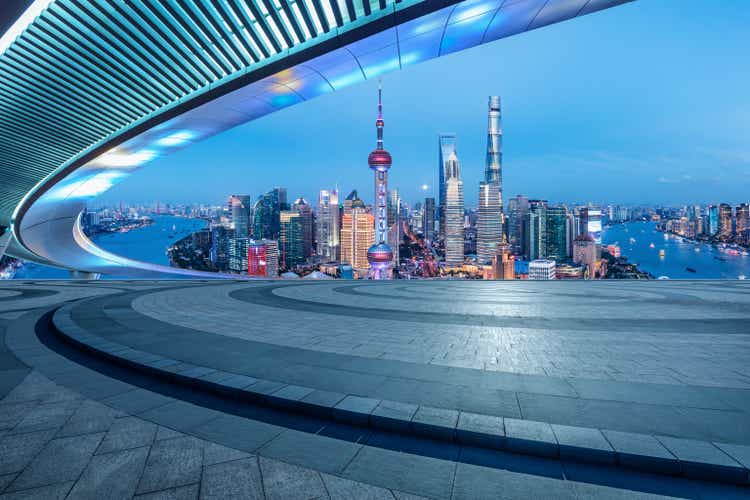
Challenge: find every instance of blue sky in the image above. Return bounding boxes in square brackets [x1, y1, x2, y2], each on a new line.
[101, 0, 750, 208]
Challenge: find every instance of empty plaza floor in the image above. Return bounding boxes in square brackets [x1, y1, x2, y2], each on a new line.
[1, 280, 749, 499]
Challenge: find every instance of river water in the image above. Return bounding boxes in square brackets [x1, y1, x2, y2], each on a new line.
[602, 221, 750, 279]
[10, 217, 749, 280]
[12, 215, 206, 279]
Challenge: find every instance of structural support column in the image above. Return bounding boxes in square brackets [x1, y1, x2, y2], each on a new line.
[0, 228, 10, 260]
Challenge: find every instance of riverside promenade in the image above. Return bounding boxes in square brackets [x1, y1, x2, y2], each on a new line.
[1, 280, 749, 499]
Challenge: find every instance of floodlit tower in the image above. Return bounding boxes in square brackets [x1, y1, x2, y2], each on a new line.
[367, 81, 394, 280]
[477, 96, 504, 264]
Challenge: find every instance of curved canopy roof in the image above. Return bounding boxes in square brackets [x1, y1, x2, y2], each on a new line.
[0, 0, 633, 275]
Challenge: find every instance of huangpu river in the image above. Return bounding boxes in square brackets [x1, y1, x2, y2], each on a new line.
[10, 216, 750, 280]
[12, 215, 206, 279]
[602, 221, 750, 280]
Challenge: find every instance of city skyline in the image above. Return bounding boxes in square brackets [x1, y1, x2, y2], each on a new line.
[96, 0, 750, 207]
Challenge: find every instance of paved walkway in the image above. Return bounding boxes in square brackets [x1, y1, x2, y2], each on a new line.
[1, 280, 750, 498]
[87, 281, 750, 444]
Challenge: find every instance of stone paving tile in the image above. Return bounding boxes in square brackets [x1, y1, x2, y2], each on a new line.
[190, 414, 282, 453]
[200, 457, 263, 500]
[0, 473, 16, 492]
[155, 426, 185, 441]
[55, 399, 120, 438]
[260, 429, 363, 474]
[0, 481, 74, 500]
[656, 436, 746, 483]
[0, 402, 38, 433]
[0, 429, 56, 475]
[102, 389, 176, 415]
[6, 432, 104, 492]
[259, 456, 328, 500]
[343, 445, 456, 500]
[452, 461, 578, 500]
[6, 400, 79, 435]
[455, 412, 504, 449]
[201, 440, 251, 466]
[321, 472, 396, 499]
[138, 400, 220, 433]
[96, 416, 157, 454]
[504, 418, 558, 458]
[66, 446, 149, 499]
[136, 436, 203, 495]
[371, 400, 419, 433]
[133, 483, 199, 500]
[602, 430, 680, 475]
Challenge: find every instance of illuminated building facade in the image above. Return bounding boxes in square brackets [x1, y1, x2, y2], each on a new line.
[229, 195, 252, 238]
[423, 197, 436, 242]
[316, 189, 340, 262]
[477, 97, 504, 264]
[736, 203, 749, 245]
[527, 200, 548, 261]
[507, 195, 529, 256]
[280, 211, 304, 270]
[444, 151, 464, 267]
[529, 259, 556, 280]
[292, 197, 313, 259]
[367, 82, 394, 280]
[580, 207, 603, 244]
[229, 237, 249, 273]
[341, 195, 374, 274]
[491, 242, 514, 280]
[545, 206, 568, 261]
[438, 133, 457, 240]
[247, 241, 267, 277]
[718, 203, 732, 239]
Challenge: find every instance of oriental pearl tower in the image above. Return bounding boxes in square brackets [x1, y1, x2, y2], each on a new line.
[367, 80, 393, 280]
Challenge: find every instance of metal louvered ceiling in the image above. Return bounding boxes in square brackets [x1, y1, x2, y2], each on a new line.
[0, 0, 408, 224]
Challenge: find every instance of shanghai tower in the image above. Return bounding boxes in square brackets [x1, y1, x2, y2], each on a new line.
[367, 81, 394, 280]
[477, 96, 504, 265]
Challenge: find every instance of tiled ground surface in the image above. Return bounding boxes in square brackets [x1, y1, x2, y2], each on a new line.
[1, 280, 750, 499]
[133, 281, 750, 387]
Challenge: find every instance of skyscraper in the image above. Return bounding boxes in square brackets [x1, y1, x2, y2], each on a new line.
[507, 195, 529, 256]
[247, 240, 267, 277]
[546, 206, 568, 261]
[341, 197, 375, 274]
[265, 239, 279, 278]
[438, 133, 457, 240]
[708, 204, 719, 236]
[209, 225, 230, 271]
[718, 203, 732, 239]
[444, 151, 464, 267]
[367, 81, 394, 280]
[387, 189, 400, 267]
[423, 197, 436, 242]
[292, 197, 313, 260]
[736, 203, 749, 245]
[252, 189, 282, 240]
[228, 236, 248, 273]
[529, 259, 556, 280]
[316, 188, 340, 262]
[280, 211, 303, 270]
[248, 239, 279, 277]
[580, 207, 602, 244]
[492, 242, 514, 280]
[477, 181, 502, 264]
[526, 200, 548, 261]
[229, 195, 252, 237]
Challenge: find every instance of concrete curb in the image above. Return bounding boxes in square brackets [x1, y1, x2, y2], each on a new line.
[53, 303, 750, 486]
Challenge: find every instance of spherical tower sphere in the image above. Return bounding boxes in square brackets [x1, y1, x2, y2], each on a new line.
[367, 242, 393, 264]
[368, 149, 392, 171]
